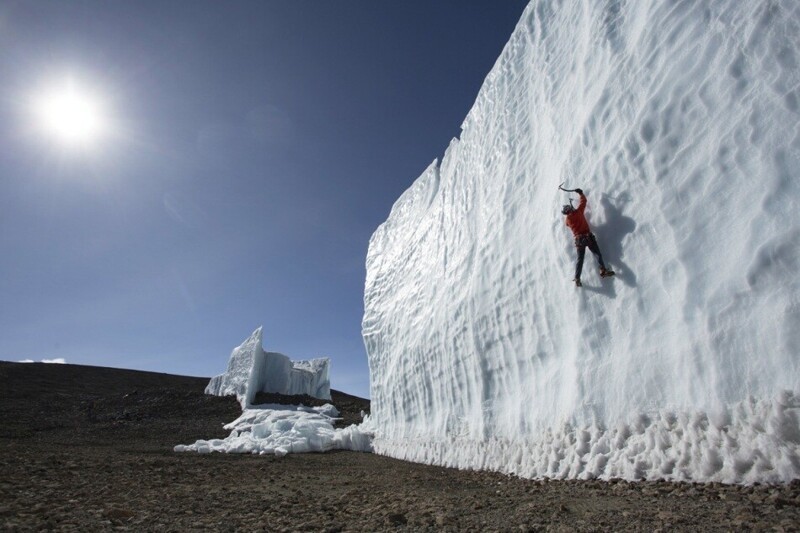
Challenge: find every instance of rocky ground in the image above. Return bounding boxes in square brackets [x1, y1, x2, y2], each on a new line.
[1, 361, 798, 532]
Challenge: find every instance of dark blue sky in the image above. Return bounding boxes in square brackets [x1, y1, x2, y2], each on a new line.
[0, 1, 528, 398]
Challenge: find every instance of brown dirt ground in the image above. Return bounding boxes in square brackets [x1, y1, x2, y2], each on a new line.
[0, 361, 798, 532]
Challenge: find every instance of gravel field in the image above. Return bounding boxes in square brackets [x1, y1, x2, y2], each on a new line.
[1, 361, 798, 532]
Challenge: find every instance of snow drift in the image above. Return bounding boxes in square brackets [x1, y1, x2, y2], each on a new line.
[363, 0, 800, 483]
[206, 327, 331, 408]
[174, 403, 372, 455]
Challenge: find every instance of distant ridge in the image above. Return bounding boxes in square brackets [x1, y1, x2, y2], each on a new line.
[0, 361, 368, 443]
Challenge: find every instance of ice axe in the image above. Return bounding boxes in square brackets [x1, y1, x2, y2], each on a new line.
[558, 182, 579, 209]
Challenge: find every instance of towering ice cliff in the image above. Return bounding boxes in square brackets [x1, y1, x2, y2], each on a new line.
[206, 327, 331, 407]
[363, 0, 800, 483]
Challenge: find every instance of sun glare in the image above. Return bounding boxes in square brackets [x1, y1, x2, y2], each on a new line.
[34, 81, 107, 147]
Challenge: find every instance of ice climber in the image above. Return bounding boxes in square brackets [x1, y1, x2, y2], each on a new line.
[562, 188, 614, 287]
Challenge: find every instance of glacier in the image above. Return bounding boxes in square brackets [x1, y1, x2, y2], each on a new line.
[205, 327, 331, 408]
[363, 0, 800, 483]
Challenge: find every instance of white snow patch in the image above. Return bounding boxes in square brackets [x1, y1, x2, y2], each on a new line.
[174, 403, 374, 455]
[373, 393, 800, 484]
[19, 358, 66, 364]
[178, 327, 372, 456]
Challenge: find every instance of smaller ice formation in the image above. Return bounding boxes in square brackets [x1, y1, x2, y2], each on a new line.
[205, 327, 331, 408]
[177, 326, 373, 456]
[174, 403, 373, 455]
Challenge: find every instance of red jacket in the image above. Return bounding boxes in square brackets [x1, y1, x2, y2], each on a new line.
[565, 194, 591, 236]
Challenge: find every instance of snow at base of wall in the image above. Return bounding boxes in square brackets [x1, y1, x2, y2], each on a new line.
[174, 404, 373, 456]
[205, 327, 331, 407]
[373, 392, 799, 485]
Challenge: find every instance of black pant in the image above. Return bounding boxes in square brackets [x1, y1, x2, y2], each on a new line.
[574, 233, 606, 280]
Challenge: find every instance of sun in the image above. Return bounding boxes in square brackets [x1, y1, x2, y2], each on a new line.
[33, 81, 107, 147]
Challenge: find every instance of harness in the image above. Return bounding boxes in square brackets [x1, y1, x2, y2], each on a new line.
[574, 232, 594, 247]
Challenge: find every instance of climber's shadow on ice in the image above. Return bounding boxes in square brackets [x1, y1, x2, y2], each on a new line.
[586, 192, 636, 294]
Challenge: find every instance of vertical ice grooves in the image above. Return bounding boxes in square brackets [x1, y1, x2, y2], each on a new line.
[362, 0, 800, 484]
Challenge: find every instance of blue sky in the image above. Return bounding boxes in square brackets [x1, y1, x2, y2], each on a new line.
[0, 1, 527, 398]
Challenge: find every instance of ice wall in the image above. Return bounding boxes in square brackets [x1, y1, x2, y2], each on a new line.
[363, 0, 800, 484]
[206, 327, 331, 407]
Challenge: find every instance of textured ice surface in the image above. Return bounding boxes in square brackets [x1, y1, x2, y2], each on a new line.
[181, 327, 370, 455]
[174, 403, 373, 455]
[363, 0, 800, 484]
[206, 327, 331, 407]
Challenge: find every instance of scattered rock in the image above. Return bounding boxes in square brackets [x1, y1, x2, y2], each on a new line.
[2, 361, 799, 532]
[387, 513, 407, 526]
[103, 508, 135, 521]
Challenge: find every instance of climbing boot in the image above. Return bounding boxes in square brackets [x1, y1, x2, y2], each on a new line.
[600, 268, 615, 278]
